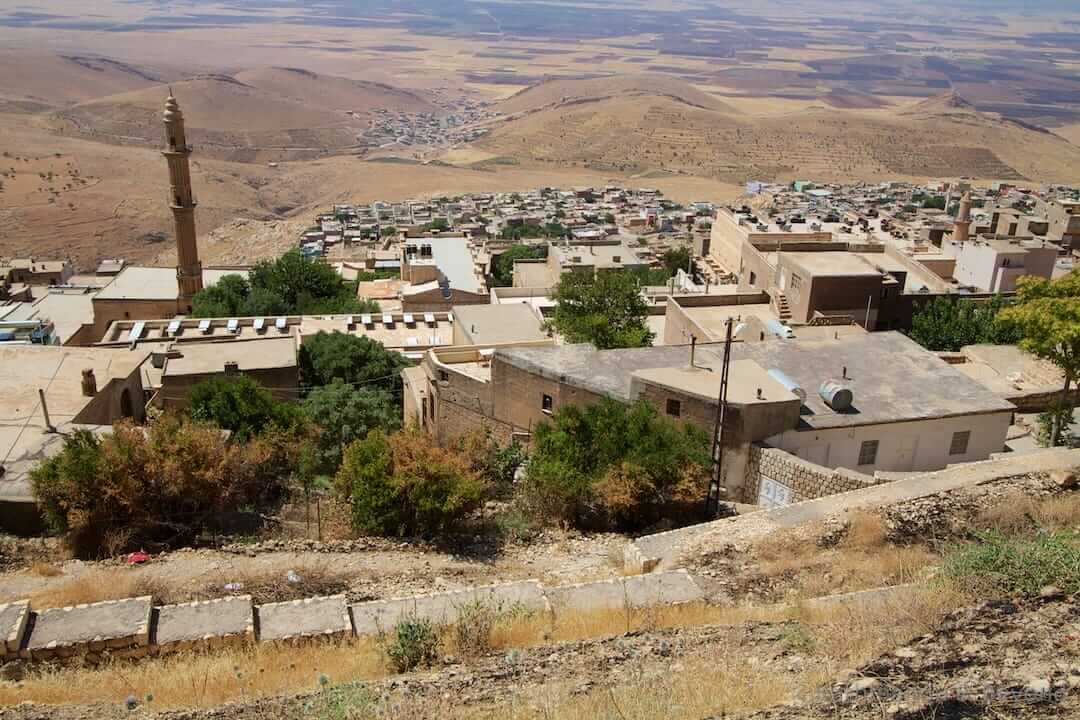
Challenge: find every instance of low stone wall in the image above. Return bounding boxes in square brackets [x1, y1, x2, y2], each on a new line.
[1, 572, 703, 667]
[744, 444, 881, 505]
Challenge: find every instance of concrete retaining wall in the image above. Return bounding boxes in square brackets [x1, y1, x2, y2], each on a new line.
[624, 447, 1080, 573]
[2, 574, 703, 667]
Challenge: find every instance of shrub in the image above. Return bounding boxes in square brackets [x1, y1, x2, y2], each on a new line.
[384, 616, 439, 672]
[1036, 403, 1077, 448]
[521, 398, 710, 530]
[30, 416, 294, 557]
[335, 429, 488, 536]
[453, 599, 496, 659]
[942, 529, 1080, 597]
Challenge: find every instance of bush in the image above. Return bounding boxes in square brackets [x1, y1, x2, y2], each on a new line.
[1036, 403, 1077, 448]
[942, 529, 1080, 597]
[384, 616, 439, 672]
[521, 398, 710, 530]
[335, 429, 488, 536]
[453, 599, 496, 659]
[30, 417, 295, 557]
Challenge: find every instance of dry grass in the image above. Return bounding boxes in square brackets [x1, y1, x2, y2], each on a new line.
[4, 581, 969, 715]
[27, 569, 178, 610]
[0, 636, 387, 709]
[976, 493, 1080, 534]
[753, 511, 939, 599]
[28, 562, 63, 577]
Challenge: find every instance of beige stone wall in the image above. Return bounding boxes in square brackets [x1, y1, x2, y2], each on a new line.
[745, 444, 881, 505]
[91, 298, 181, 339]
[491, 359, 605, 436]
[74, 368, 148, 424]
[160, 366, 299, 409]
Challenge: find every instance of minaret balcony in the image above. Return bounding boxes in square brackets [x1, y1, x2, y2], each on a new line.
[168, 193, 198, 209]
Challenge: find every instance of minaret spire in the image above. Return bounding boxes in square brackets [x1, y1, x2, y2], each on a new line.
[163, 92, 203, 308]
[953, 191, 973, 244]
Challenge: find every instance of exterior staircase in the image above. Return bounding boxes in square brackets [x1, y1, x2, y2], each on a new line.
[774, 291, 792, 322]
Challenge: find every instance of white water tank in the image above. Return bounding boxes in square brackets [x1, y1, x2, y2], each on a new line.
[819, 380, 854, 411]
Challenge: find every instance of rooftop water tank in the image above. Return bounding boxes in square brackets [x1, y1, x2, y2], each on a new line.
[819, 380, 854, 411]
[767, 369, 806, 401]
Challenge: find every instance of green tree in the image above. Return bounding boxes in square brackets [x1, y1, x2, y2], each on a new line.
[192, 274, 249, 317]
[492, 244, 546, 287]
[922, 195, 947, 210]
[186, 376, 299, 442]
[998, 271, 1080, 446]
[422, 218, 450, 232]
[662, 248, 694, 277]
[603, 213, 616, 224]
[302, 380, 401, 473]
[300, 331, 409, 391]
[549, 272, 653, 349]
[522, 398, 710, 530]
[335, 429, 488, 536]
[194, 249, 371, 318]
[908, 296, 1019, 352]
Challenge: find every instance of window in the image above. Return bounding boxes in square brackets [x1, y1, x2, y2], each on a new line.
[541, 394, 553, 413]
[858, 440, 879, 466]
[666, 398, 682, 417]
[790, 273, 802, 291]
[949, 431, 970, 456]
[749, 271, 757, 285]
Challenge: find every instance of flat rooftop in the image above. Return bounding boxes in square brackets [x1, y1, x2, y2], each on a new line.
[0, 346, 150, 500]
[453, 304, 546, 345]
[495, 332, 1014, 430]
[29, 291, 95, 344]
[782, 251, 883, 278]
[404, 237, 483, 293]
[163, 336, 297, 377]
[95, 267, 243, 302]
[633, 359, 795, 406]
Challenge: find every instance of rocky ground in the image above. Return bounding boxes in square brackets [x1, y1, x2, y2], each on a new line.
[738, 592, 1080, 719]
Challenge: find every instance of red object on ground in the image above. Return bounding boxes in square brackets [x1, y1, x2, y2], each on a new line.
[127, 550, 150, 564]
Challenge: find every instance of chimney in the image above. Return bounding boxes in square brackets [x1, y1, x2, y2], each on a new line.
[81, 369, 97, 397]
[224, 361, 239, 376]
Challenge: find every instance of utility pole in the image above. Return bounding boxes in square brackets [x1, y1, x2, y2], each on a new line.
[704, 318, 734, 517]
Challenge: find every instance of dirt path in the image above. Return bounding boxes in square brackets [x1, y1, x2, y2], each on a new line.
[0, 532, 625, 606]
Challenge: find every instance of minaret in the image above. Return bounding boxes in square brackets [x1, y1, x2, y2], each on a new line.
[162, 92, 203, 307]
[953, 191, 972, 244]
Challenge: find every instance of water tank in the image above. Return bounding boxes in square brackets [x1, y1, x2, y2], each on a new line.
[765, 318, 795, 339]
[767, 369, 806, 401]
[819, 380, 854, 411]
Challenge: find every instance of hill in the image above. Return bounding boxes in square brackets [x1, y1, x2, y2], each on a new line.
[44, 68, 436, 163]
[496, 74, 737, 116]
[480, 78, 1080, 183]
[0, 50, 166, 111]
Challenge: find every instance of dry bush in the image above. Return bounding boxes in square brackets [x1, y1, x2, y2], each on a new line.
[841, 510, 889, 549]
[202, 561, 352, 605]
[28, 569, 178, 609]
[976, 493, 1080, 534]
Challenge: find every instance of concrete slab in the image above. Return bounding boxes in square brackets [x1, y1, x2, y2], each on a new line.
[22, 596, 152, 660]
[350, 580, 548, 636]
[155, 596, 255, 653]
[545, 570, 704, 615]
[0, 599, 30, 657]
[257, 594, 351, 642]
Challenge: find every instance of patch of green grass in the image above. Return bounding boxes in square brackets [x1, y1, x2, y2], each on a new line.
[942, 529, 1080, 597]
[307, 682, 380, 720]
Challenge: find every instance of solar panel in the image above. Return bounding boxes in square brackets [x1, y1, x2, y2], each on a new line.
[275, 317, 287, 330]
[382, 313, 393, 325]
[227, 318, 239, 333]
[130, 322, 145, 341]
[424, 312, 436, 325]
[166, 320, 181, 336]
[403, 313, 415, 325]
[198, 319, 212, 334]
[253, 318, 265, 332]
[344, 315, 354, 328]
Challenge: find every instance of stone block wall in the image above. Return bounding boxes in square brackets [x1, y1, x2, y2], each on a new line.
[744, 444, 880, 505]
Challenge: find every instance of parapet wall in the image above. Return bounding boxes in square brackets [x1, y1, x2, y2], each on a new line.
[0, 571, 703, 667]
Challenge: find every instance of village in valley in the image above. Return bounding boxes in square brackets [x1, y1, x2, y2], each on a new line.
[1, 6, 1080, 717]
